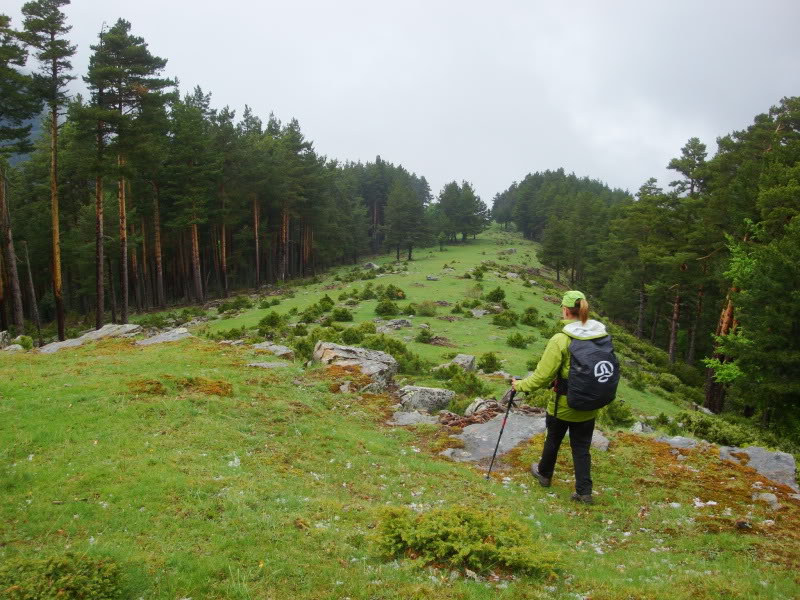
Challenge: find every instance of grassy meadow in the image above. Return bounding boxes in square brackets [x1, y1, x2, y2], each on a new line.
[1, 226, 798, 599]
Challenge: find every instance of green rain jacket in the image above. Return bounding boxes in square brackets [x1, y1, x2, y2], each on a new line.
[514, 318, 609, 422]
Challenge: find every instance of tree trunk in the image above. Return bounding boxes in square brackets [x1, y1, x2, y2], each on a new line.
[191, 222, 203, 303]
[140, 217, 150, 309]
[221, 223, 228, 297]
[118, 158, 128, 323]
[649, 304, 661, 343]
[279, 207, 289, 281]
[0, 249, 6, 331]
[0, 169, 24, 331]
[50, 106, 65, 340]
[130, 222, 142, 313]
[107, 254, 117, 324]
[151, 181, 165, 308]
[95, 173, 104, 329]
[685, 285, 704, 365]
[253, 194, 260, 287]
[668, 289, 681, 364]
[396, 244, 400, 261]
[635, 284, 646, 338]
[21, 241, 42, 346]
[407, 244, 413, 261]
[704, 293, 736, 413]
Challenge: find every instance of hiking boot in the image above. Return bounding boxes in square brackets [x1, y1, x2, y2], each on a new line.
[571, 492, 594, 505]
[530, 463, 551, 487]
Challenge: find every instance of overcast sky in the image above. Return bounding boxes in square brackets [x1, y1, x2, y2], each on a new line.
[8, 0, 800, 200]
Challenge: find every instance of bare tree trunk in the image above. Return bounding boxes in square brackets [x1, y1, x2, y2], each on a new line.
[106, 255, 117, 324]
[704, 293, 736, 413]
[130, 222, 142, 313]
[0, 250, 6, 331]
[21, 241, 42, 346]
[253, 194, 260, 287]
[141, 217, 150, 309]
[191, 222, 203, 303]
[668, 289, 681, 364]
[95, 173, 104, 329]
[118, 158, 128, 323]
[0, 170, 24, 331]
[50, 106, 65, 340]
[685, 285, 704, 365]
[151, 181, 165, 308]
[649, 304, 661, 344]
[280, 207, 289, 281]
[635, 285, 646, 338]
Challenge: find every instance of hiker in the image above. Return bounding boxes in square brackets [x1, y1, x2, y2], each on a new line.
[512, 290, 618, 505]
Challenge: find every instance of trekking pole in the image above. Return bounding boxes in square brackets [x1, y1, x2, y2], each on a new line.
[485, 389, 516, 480]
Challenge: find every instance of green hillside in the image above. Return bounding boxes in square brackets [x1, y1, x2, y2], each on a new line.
[1, 227, 798, 599]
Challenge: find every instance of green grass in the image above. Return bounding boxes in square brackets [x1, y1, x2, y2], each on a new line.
[2, 226, 798, 598]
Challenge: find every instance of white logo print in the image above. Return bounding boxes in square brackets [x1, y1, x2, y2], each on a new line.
[594, 361, 614, 383]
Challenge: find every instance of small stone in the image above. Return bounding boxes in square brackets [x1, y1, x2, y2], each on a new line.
[426, 275, 439, 281]
[505, 272, 519, 279]
[387, 411, 439, 426]
[631, 421, 654, 434]
[450, 354, 476, 371]
[246, 362, 290, 369]
[753, 492, 781, 511]
[470, 309, 489, 318]
[591, 430, 610, 452]
[399, 386, 455, 412]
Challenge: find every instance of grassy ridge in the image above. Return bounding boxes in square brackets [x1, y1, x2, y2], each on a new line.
[1, 227, 798, 599]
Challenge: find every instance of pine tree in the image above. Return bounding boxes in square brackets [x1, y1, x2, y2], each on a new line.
[21, 0, 76, 340]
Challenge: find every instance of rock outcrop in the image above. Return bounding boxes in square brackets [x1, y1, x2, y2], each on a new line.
[40, 323, 142, 354]
[136, 328, 192, 346]
[312, 341, 399, 391]
[720, 446, 798, 491]
[450, 354, 476, 371]
[252, 342, 295, 360]
[440, 413, 546, 464]
[399, 386, 455, 412]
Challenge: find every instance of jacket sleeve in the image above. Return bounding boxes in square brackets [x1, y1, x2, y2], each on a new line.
[514, 334, 566, 393]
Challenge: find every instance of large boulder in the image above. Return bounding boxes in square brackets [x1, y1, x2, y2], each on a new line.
[441, 413, 546, 463]
[39, 338, 85, 354]
[591, 430, 610, 452]
[136, 328, 192, 346]
[253, 342, 295, 360]
[450, 354, 476, 371]
[399, 386, 455, 412]
[313, 341, 399, 391]
[363, 262, 380, 270]
[0, 330, 9, 349]
[470, 309, 489, 318]
[3, 344, 24, 353]
[720, 446, 798, 491]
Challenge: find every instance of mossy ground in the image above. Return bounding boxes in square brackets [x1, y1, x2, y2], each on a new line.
[2, 227, 798, 598]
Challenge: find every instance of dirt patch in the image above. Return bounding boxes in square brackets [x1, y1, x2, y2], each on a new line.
[308, 364, 374, 392]
[429, 336, 457, 347]
[176, 377, 233, 397]
[433, 300, 452, 306]
[543, 295, 561, 304]
[127, 379, 167, 395]
[436, 316, 462, 322]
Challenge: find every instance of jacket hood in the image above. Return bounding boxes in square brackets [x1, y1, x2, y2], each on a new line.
[562, 319, 608, 340]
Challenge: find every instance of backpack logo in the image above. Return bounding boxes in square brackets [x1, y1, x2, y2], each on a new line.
[594, 361, 614, 383]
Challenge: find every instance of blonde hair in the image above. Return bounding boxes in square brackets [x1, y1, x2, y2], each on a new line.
[565, 298, 589, 324]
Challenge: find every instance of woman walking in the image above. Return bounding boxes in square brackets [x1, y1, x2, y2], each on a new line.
[512, 290, 617, 505]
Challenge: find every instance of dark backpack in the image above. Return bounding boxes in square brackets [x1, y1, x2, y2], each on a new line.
[554, 335, 620, 413]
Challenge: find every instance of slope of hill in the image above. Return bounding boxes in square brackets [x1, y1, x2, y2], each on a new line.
[1, 227, 798, 599]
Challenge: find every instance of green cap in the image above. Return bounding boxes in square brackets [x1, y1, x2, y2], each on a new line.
[561, 290, 586, 307]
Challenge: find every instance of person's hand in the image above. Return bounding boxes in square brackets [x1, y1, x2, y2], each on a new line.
[511, 378, 519, 391]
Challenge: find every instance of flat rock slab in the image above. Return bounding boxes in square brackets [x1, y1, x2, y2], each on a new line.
[387, 411, 439, 426]
[40, 323, 142, 354]
[136, 328, 192, 346]
[252, 342, 295, 360]
[720, 446, 798, 491]
[656, 436, 698, 449]
[313, 341, 399, 390]
[441, 413, 546, 464]
[399, 386, 455, 412]
[247, 361, 290, 369]
[470, 309, 489, 318]
[3, 344, 24, 353]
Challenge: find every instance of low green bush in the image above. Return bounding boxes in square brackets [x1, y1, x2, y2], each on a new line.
[330, 307, 353, 322]
[521, 306, 547, 328]
[506, 332, 530, 349]
[448, 370, 490, 396]
[0, 553, 123, 599]
[415, 300, 438, 317]
[450, 303, 464, 314]
[656, 373, 682, 393]
[376, 506, 559, 576]
[135, 313, 172, 329]
[675, 411, 754, 447]
[432, 364, 460, 380]
[382, 284, 406, 300]
[492, 311, 519, 328]
[17, 335, 34, 351]
[217, 296, 253, 313]
[318, 295, 335, 312]
[258, 311, 285, 330]
[361, 334, 429, 374]
[477, 352, 501, 372]
[597, 400, 635, 428]
[375, 299, 400, 317]
[359, 284, 377, 300]
[415, 328, 434, 343]
[484, 286, 506, 302]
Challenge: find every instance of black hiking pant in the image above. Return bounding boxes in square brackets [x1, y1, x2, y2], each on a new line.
[538, 414, 595, 496]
